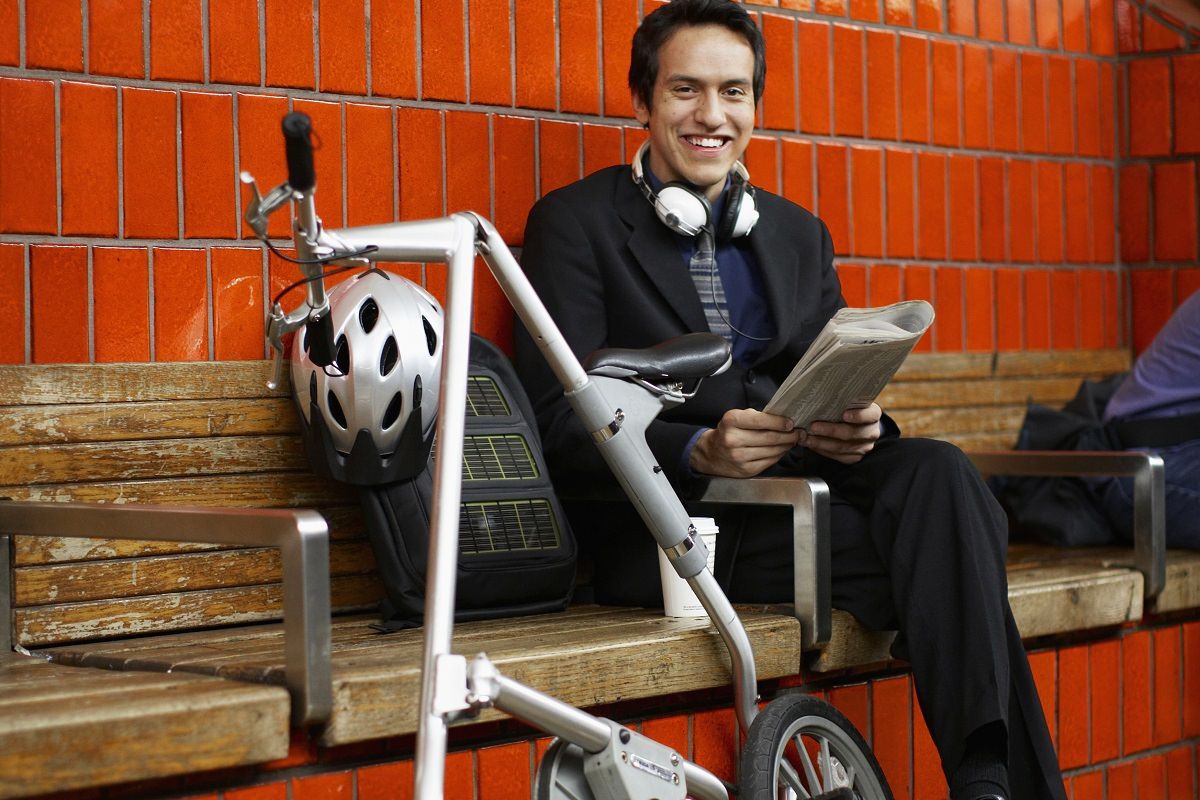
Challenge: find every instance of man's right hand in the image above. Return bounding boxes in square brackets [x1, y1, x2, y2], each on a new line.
[689, 408, 802, 478]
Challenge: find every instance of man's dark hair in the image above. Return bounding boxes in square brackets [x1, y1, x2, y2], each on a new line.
[628, 0, 766, 111]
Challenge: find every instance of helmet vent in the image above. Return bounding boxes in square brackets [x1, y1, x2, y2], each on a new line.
[358, 298, 379, 334]
[308, 373, 318, 407]
[327, 390, 347, 429]
[380, 336, 398, 376]
[413, 374, 423, 410]
[334, 334, 350, 375]
[381, 391, 404, 430]
[422, 316, 438, 356]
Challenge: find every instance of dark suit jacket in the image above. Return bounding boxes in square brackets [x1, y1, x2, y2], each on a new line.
[514, 164, 846, 496]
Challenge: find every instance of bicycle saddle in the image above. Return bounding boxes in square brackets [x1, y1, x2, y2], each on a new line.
[583, 333, 732, 382]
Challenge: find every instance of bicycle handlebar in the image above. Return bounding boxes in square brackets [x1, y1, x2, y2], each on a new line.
[282, 112, 316, 193]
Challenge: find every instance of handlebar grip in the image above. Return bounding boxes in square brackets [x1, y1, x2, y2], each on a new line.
[306, 308, 336, 369]
[282, 111, 316, 192]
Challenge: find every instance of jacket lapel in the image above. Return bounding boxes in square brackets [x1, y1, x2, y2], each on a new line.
[615, 169, 710, 333]
[747, 194, 802, 365]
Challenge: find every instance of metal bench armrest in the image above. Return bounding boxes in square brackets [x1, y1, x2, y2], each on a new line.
[0, 500, 332, 725]
[700, 476, 832, 650]
[968, 450, 1166, 599]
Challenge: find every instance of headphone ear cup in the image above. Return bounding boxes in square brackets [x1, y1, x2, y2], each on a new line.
[729, 187, 759, 238]
[655, 184, 711, 237]
[716, 183, 743, 243]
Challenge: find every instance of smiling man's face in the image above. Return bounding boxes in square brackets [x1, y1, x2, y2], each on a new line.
[632, 23, 757, 205]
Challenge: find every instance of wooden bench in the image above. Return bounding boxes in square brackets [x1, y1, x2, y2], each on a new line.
[2, 350, 1196, 795]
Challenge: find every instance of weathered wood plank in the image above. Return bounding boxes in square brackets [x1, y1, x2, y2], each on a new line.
[0, 397, 299, 446]
[3, 471, 356, 507]
[14, 541, 377, 606]
[0, 656, 289, 799]
[879, 376, 1084, 410]
[888, 405, 1027, 438]
[1152, 550, 1200, 614]
[893, 352, 995, 381]
[0, 435, 309, 487]
[992, 349, 1129, 378]
[0, 361, 287, 405]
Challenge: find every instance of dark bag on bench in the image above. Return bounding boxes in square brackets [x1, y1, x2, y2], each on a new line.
[358, 335, 577, 630]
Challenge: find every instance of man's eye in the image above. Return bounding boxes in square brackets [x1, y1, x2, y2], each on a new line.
[724, 87, 748, 97]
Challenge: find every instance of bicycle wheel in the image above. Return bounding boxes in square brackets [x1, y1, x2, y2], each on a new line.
[740, 694, 893, 800]
[535, 738, 595, 800]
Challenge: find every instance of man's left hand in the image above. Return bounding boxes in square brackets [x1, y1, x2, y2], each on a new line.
[801, 403, 884, 465]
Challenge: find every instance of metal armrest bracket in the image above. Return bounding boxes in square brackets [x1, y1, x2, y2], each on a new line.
[700, 476, 832, 650]
[0, 500, 332, 725]
[968, 450, 1166, 600]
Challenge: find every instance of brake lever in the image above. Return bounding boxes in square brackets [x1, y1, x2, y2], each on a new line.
[241, 172, 295, 240]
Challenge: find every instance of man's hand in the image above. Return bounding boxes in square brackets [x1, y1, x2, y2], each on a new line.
[690, 409, 802, 478]
[801, 403, 883, 464]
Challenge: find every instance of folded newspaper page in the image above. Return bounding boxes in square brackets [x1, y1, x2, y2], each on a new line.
[764, 299, 935, 429]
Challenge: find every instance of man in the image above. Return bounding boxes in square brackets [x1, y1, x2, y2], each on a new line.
[514, 2, 1065, 797]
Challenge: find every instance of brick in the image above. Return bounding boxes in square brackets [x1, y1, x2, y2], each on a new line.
[601, 0, 637, 119]
[782, 139, 814, 211]
[235, 94, 290, 239]
[799, 20, 832, 135]
[1128, 59, 1172, 156]
[693, 708, 737, 783]
[1020, 54, 1048, 153]
[226, 783, 288, 800]
[211, 248, 264, 361]
[849, 0, 878, 22]
[885, 149, 916, 258]
[991, 49, 1019, 152]
[912, 682, 947, 799]
[917, 152, 946, 260]
[88, 0, 144, 77]
[1036, 161, 1065, 263]
[1063, 0, 1087, 51]
[31, 246, 88, 364]
[1108, 760, 1135, 800]
[947, 155, 976, 262]
[0, 78, 57, 234]
[61, 82, 119, 237]
[962, 44, 988, 150]
[0, 0, 17, 65]
[1008, 0, 1034, 45]
[1119, 163, 1151, 263]
[291, 99, 344, 229]
[817, 144, 850, 255]
[1154, 626, 1184, 746]
[318, 0, 366, 94]
[917, 0, 943, 30]
[1091, 165, 1116, 263]
[181, 92, 237, 239]
[979, 158, 1006, 262]
[838, 263, 868, 307]
[478, 741, 532, 800]
[1154, 162, 1198, 261]
[1176, 55, 1200, 154]
[560, 1, 599, 114]
[866, 30, 897, 140]
[948, 0, 975, 35]
[850, 146, 882, 257]
[930, 41, 958, 147]
[1046, 57, 1074, 155]
[1075, 58, 1102, 157]
[1166, 745, 1195, 799]
[870, 263, 903, 306]
[872, 676, 912, 800]
[641, 714, 688, 758]
[1036, 0, 1062, 48]
[1116, 0, 1139, 54]
[1079, 269, 1106, 349]
[898, 34, 928, 143]
[832, 24, 864, 137]
[265, 0, 315, 89]
[1064, 163, 1090, 263]
[446, 111, 490, 220]
[1051, 270, 1079, 349]
[1180, 270, 1200, 303]
[345, 103, 395, 227]
[884, 0, 912, 26]
[965, 268, 994, 352]
[0, 244, 24, 364]
[994, 268, 1022, 350]
[1058, 644, 1089, 769]
[515, 0, 555, 110]
[357, 761, 413, 800]
[539, 120, 581, 198]
[26, 0, 82, 70]
[1098, 62, 1116, 158]
[979, 0, 1004, 41]
[150, 0, 204, 81]
[816, 0, 848, 16]
[371, 0, 417, 99]
[1186, 622, 1200, 737]
[122, 87, 179, 239]
[582, 124, 623, 180]
[91, 248, 149, 363]
[1106, 269, 1123, 347]
[1137, 754, 1167, 798]
[1090, 0, 1116, 55]
[1025, 269, 1051, 350]
[209, 0, 260, 84]
[397, 107, 444, 221]
[1142, 14, 1185, 52]
[744, 136, 779, 194]
[1123, 629, 1153, 754]
[1008, 160, 1035, 263]
[292, 771, 351, 799]
[153, 249, 210, 361]
[1072, 770, 1104, 800]
[934, 267, 964, 351]
[761, 14, 797, 131]
[422, 0, 467, 101]
[493, 116, 536, 243]
[1028, 649, 1059, 751]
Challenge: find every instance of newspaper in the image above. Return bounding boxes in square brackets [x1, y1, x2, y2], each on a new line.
[764, 299, 935, 429]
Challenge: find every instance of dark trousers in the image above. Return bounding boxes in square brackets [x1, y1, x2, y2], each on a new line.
[578, 437, 1066, 797]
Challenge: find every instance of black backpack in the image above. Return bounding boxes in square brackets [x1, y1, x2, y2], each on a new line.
[358, 335, 577, 630]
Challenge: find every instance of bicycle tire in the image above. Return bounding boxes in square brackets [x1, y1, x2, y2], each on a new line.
[739, 694, 893, 800]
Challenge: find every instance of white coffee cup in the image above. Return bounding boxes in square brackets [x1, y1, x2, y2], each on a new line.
[657, 517, 718, 618]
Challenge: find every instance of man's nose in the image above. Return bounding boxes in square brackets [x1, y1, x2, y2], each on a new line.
[695, 90, 724, 127]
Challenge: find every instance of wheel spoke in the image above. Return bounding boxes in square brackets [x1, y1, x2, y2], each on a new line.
[777, 759, 810, 799]
[793, 733, 823, 791]
[818, 737, 833, 792]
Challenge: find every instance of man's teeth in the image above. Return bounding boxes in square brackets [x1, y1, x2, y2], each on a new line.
[687, 137, 724, 147]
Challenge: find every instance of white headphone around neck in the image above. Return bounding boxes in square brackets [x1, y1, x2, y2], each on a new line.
[630, 141, 759, 241]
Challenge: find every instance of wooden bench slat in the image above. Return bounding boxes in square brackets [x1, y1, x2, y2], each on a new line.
[879, 376, 1086, 409]
[0, 655, 289, 799]
[5, 471, 355, 508]
[14, 541, 376, 606]
[0, 397, 298, 446]
[992, 349, 1129, 377]
[889, 405, 1028, 437]
[0, 361, 285, 405]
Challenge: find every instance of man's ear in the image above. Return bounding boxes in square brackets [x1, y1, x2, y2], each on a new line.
[631, 92, 650, 127]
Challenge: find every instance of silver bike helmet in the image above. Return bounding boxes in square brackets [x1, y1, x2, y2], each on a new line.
[291, 268, 443, 485]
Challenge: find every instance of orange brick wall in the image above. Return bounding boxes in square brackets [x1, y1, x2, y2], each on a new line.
[2, 0, 1196, 364]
